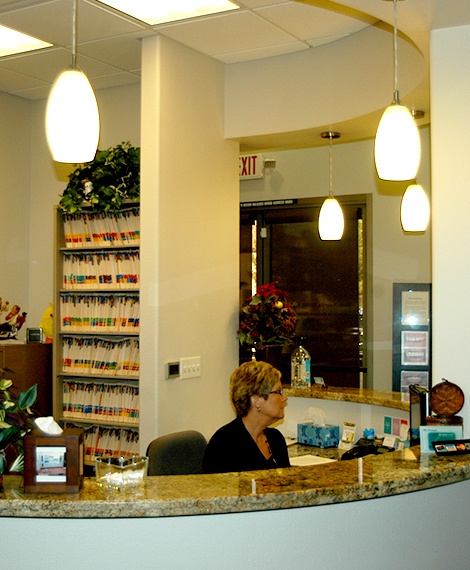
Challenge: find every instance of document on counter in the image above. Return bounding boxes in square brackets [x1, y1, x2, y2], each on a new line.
[289, 454, 336, 466]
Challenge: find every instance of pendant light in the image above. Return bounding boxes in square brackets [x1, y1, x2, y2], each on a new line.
[319, 131, 344, 241]
[374, 0, 420, 181]
[400, 181, 430, 231]
[45, 0, 100, 163]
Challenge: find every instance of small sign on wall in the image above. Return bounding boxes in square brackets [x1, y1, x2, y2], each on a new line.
[392, 283, 432, 393]
[239, 154, 265, 179]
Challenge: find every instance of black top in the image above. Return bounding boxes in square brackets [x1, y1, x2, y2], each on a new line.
[202, 417, 290, 474]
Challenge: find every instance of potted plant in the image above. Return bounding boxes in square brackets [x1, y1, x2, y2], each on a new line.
[237, 282, 297, 355]
[0, 369, 37, 487]
[58, 141, 140, 214]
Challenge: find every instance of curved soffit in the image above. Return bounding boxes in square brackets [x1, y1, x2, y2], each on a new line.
[231, 0, 428, 151]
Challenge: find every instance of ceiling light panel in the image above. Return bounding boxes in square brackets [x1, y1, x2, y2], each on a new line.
[97, 0, 240, 25]
[0, 24, 52, 57]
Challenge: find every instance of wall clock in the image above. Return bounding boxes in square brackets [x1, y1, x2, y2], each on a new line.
[429, 379, 464, 418]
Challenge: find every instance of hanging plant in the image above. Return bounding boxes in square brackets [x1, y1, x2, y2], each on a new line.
[59, 142, 140, 214]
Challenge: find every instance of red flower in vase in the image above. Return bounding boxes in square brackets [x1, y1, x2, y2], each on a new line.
[237, 282, 297, 350]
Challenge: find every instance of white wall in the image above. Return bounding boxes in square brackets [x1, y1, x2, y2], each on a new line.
[240, 132, 431, 391]
[0, 92, 32, 326]
[140, 36, 239, 447]
[431, 25, 470, 431]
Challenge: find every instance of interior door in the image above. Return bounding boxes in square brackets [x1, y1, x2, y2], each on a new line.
[240, 198, 366, 388]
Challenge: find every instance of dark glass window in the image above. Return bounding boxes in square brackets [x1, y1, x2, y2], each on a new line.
[240, 197, 367, 388]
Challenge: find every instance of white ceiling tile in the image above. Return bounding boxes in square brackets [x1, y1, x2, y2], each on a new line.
[157, 11, 305, 57]
[237, 0, 288, 8]
[216, 41, 307, 63]
[255, 3, 373, 42]
[89, 70, 140, 90]
[78, 35, 144, 72]
[0, 65, 47, 91]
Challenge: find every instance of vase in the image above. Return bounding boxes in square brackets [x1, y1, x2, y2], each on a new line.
[255, 345, 284, 371]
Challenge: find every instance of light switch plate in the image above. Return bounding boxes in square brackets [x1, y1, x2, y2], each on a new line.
[180, 356, 201, 379]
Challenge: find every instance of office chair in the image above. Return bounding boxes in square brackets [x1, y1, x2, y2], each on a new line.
[146, 430, 207, 475]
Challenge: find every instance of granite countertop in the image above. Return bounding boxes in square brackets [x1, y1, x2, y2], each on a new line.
[285, 386, 410, 411]
[2, 446, 470, 519]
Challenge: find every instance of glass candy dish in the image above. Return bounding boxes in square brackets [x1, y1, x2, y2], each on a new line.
[95, 456, 148, 493]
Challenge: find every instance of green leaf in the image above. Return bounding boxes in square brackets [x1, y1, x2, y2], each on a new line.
[0, 378, 13, 390]
[9, 452, 24, 473]
[17, 384, 37, 410]
[0, 425, 20, 447]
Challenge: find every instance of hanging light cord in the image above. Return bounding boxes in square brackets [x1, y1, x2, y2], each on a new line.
[393, 0, 399, 103]
[328, 134, 334, 198]
[72, 0, 77, 69]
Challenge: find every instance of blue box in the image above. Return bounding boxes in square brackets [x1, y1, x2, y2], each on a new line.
[297, 423, 340, 448]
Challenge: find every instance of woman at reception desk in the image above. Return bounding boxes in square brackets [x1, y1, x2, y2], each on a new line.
[203, 361, 290, 473]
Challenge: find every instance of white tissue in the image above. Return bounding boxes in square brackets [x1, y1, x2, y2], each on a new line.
[35, 416, 63, 435]
[305, 407, 326, 426]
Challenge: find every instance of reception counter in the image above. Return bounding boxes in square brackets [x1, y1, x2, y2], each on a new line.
[285, 385, 410, 411]
[2, 446, 470, 569]
[1, 445, 469, 518]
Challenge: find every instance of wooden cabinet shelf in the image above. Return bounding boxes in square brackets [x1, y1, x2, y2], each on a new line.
[0, 341, 52, 417]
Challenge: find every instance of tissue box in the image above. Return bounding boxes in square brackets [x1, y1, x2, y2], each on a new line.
[297, 423, 340, 448]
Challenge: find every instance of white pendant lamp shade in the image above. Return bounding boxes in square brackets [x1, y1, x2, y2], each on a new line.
[46, 68, 100, 163]
[400, 183, 430, 231]
[374, 0, 421, 181]
[319, 197, 344, 241]
[375, 103, 421, 181]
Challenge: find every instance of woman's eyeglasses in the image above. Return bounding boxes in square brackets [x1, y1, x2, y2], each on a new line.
[266, 388, 284, 396]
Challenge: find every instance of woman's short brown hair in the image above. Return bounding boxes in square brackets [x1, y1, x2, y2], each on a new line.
[230, 360, 281, 417]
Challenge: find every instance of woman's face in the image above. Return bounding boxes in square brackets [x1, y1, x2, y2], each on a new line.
[257, 380, 288, 423]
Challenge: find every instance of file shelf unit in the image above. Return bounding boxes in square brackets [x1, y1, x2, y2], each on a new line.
[53, 205, 140, 466]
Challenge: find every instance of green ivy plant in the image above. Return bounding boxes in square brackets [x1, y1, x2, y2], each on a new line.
[59, 142, 140, 214]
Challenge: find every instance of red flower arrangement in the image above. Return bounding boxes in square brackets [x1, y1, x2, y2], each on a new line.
[237, 282, 297, 350]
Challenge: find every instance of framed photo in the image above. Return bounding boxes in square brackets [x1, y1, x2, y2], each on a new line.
[401, 331, 429, 366]
[23, 428, 84, 493]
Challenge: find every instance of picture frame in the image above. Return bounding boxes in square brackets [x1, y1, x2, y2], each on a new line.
[23, 428, 84, 493]
[26, 327, 43, 343]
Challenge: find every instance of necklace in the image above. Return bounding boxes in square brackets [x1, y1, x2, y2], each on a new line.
[265, 436, 278, 467]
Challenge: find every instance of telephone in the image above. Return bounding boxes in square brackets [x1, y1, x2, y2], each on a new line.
[340, 439, 395, 461]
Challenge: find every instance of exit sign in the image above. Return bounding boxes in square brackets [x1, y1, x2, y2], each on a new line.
[239, 154, 265, 179]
